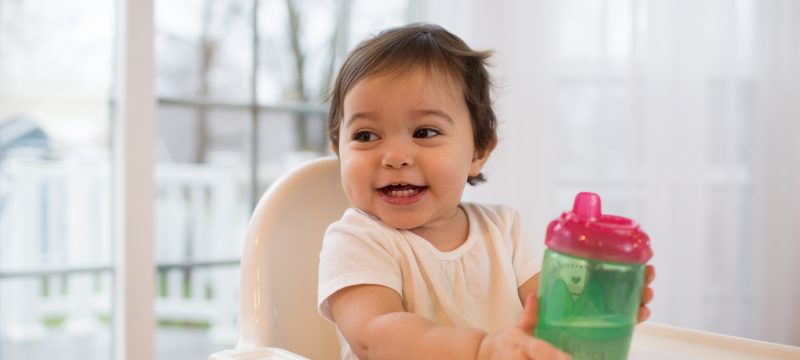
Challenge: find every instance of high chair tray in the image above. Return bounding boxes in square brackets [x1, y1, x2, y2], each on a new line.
[209, 323, 800, 359]
[209, 347, 309, 360]
[630, 322, 800, 359]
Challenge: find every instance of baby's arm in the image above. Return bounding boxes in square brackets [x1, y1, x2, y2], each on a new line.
[517, 273, 540, 305]
[329, 283, 566, 360]
[329, 284, 485, 359]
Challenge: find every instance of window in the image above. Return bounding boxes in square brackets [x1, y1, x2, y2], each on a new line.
[0, 1, 116, 359]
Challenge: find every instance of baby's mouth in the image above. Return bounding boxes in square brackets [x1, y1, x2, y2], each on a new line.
[378, 184, 427, 198]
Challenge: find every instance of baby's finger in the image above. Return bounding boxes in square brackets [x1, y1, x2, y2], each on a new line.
[525, 338, 570, 360]
[645, 265, 655, 285]
[636, 305, 651, 323]
[640, 286, 654, 306]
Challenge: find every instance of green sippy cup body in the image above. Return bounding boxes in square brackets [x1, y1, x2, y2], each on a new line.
[535, 193, 652, 360]
[536, 249, 645, 359]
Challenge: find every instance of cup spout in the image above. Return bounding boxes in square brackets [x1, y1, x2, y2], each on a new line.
[573, 192, 602, 221]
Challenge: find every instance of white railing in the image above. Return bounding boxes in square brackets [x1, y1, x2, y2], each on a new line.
[0, 158, 263, 343]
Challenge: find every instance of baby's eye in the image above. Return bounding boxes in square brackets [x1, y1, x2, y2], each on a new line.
[353, 131, 379, 142]
[413, 128, 441, 139]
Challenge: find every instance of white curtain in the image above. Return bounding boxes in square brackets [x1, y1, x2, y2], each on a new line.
[421, 0, 800, 346]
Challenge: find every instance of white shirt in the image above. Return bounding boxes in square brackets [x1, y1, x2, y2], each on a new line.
[318, 202, 542, 359]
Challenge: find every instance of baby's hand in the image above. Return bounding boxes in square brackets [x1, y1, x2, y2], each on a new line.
[477, 293, 569, 360]
[637, 265, 656, 323]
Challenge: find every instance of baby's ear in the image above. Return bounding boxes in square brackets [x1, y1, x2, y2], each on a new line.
[470, 136, 497, 175]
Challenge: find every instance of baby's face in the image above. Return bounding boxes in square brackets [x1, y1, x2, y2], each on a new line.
[337, 67, 488, 232]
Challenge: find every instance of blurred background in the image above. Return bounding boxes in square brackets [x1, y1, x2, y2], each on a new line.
[0, 0, 797, 359]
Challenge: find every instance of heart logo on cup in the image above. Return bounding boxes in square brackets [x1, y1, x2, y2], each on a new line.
[571, 276, 581, 284]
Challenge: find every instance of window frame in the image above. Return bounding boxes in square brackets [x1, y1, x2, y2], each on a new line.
[114, 1, 155, 359]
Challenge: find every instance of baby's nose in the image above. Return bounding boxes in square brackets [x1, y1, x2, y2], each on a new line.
[381, 142, 413, 169]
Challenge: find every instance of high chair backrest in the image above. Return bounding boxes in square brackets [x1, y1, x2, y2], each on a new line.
[237, 156, 348, 359]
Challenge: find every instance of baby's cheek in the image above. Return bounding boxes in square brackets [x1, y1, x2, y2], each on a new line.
[339, 164, 365, 202]
[433, 165, 472, 197]
[342, 177, 366, 203]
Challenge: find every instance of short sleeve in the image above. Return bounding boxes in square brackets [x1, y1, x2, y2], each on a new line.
[507, 207, 541, 287]
[317, 211, 403, 322]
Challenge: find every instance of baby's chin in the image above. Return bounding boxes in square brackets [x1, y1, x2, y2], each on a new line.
[373, 211, 425, 231]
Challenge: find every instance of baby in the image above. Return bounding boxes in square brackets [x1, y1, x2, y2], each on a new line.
[317, 23, 654, 360]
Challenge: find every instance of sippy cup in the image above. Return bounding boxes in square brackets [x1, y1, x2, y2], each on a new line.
[535, 192, 652, 360]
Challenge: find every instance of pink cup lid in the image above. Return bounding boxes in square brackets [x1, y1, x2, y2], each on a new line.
[546, 192, 652, 264]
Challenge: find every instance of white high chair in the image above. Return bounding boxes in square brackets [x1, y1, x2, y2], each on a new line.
[210, 156, 349, 360]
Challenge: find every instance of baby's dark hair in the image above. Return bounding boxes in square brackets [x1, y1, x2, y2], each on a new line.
[327, 23, 497, 185]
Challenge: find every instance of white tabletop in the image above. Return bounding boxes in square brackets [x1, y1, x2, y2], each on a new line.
[630, 322, 800, 359]
[210, 322, 800, 360]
